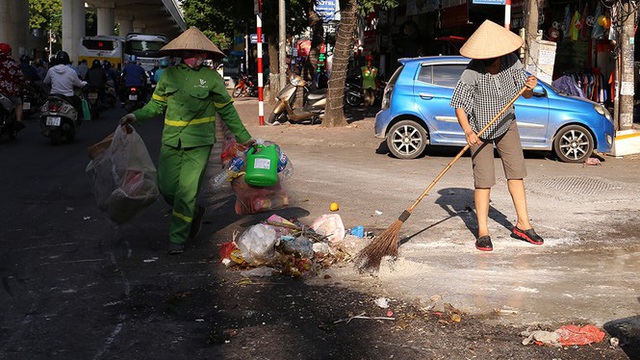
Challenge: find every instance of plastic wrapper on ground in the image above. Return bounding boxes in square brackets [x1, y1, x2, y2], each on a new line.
[236, 224, 279, 266]
[310, 214, 345, 242]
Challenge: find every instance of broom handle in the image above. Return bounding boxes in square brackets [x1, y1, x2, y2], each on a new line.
[399, 86, 528, 221]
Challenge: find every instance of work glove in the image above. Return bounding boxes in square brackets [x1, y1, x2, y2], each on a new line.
[119, 113, 136, 126]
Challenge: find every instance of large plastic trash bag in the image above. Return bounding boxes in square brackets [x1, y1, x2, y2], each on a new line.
[86, 124, 159, 224]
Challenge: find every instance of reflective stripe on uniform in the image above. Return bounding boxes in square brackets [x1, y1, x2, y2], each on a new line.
[164, 116, 216, 127]
[152, 93, 168, 102]
[172, 210, 193, 223]
[214, 99, 233, 108]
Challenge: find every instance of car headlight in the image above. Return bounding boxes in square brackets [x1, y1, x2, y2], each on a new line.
[594, 104, 612, 123]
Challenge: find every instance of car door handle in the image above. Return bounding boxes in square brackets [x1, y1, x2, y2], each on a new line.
[419, 93, 434, 99]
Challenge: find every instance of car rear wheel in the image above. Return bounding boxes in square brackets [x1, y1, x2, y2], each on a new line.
[386, 120, 428, 159]
[553, 125, 594, 163]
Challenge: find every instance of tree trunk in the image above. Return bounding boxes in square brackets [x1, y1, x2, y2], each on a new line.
[306, 6, 324, 82]
[268, 34, 279, 104]
[322, 0, 357, 128]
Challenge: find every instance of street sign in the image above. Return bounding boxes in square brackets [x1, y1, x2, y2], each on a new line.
[315, 0, 337, 21]
[250, 34, 265, 44]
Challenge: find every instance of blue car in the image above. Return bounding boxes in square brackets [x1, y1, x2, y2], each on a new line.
[375, 56, 615, 163]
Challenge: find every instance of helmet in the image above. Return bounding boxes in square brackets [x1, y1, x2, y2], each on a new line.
[0, 43, 12, 56]
[55, 51, 70, 65]
[159, 59, 169, 67]
[365, 54, 374, 61]
[92, 59, 101, 68]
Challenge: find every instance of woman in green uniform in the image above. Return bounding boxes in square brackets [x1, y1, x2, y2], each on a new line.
[120, 27, 254, 254]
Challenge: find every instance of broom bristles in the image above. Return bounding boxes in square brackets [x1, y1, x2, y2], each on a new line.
[355, 220, 404, 272]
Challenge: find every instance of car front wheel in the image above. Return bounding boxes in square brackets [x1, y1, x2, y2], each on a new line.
[553, 125, 594, 163]
[386, 120, 428, 159]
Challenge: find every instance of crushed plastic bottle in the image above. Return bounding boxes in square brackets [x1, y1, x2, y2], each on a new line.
[211, 155, 245, 188]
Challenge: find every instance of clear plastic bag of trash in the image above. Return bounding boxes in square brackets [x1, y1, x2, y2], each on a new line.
[86, 124, 159, 224]
[310, 214, 345, 242]
[237, 224, 278, 266]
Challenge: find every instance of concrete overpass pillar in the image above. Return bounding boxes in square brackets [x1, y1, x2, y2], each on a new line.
[62, 0, 85, 64]
[0, 0, 30, 57]
[97, 6, 115, 36]
[119, 17, 134, 37]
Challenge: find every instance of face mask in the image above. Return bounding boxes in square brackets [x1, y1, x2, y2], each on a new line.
[184, 54, 205, 69]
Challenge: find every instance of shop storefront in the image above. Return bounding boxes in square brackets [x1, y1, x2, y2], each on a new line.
[378, 0, 622, 107]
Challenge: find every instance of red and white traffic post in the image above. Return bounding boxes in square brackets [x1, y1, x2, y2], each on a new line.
[255, 0, 264, 125]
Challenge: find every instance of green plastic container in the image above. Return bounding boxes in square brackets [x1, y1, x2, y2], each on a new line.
[245, 144, 278, 186]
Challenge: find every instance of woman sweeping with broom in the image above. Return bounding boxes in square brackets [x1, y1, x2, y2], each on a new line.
[356, 20, 542, 271]
[450, 20, 543, 252]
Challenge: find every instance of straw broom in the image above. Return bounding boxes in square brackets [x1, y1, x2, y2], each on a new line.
[355, 86, 528, 272]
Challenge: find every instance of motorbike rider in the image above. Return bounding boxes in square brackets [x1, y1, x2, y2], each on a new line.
[0, 43, 26, 130]
[20, 54, 49, 103]
[85, 59, 107, 104]
[43, 51, 87, 119]
[119, 26, 255, 255]
[121, 58, 148, 102]
[153, 58, 169, 84]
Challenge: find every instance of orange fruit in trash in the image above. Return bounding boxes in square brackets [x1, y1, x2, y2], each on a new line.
[330, 202, 339, 211]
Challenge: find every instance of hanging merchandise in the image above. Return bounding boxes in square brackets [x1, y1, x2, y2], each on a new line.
[570, 10, 581, 41]
[563, 5, 572, 38]
[592, 5, 605, 39]
[579, 3, 590, 40]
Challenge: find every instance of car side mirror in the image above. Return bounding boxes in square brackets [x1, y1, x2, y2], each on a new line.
[532, 84, 545, 97]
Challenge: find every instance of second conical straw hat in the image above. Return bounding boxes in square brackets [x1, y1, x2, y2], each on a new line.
[459, 20, 524, 59]
[161, 26, 225, 59]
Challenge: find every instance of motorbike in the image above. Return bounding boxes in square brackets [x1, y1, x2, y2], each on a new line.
[83, 86, 102, 120]
[22, 81, 48, 118]
[104, 80, 117, 109]
[344, 75, 387, 107]
[40, 92, 82, 145]
[0, 92, 19, 141]
[344, 77, 364, 107]
[266, 75, 325, 125]
[232, 73, 257, 98]
[123, 85, 146, 112]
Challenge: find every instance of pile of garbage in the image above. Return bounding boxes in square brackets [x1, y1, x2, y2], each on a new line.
[213, 136, 373, 275]
[219, 214, 373, 277]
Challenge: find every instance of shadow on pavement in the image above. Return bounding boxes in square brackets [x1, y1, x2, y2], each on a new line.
[604, 314, 640, 359]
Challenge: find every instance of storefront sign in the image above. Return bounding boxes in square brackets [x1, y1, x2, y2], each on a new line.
[315, 0, 339, 21]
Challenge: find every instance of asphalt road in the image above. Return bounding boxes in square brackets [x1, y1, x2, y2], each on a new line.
[1, 99, 639, 358]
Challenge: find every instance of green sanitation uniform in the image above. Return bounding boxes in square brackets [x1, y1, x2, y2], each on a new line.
[133, 64, 251, 245]
[361, 65, 378, 106]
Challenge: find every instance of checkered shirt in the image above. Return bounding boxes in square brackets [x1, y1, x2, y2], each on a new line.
[450, 54, 527, 140]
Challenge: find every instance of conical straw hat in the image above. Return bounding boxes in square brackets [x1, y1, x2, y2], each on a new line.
[459, 20, 524, 59]
[161, 26, 225, 59]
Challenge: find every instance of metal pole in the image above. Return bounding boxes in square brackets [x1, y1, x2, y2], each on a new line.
[278, 0, 286, 90]
[504, 0, 511, 30]
[257, 0, 264, 125]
